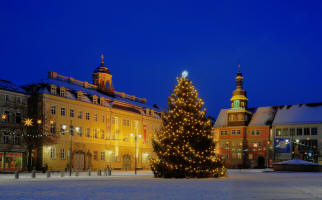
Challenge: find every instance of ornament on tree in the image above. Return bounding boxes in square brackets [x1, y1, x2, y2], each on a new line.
[150, 74, 225, 178]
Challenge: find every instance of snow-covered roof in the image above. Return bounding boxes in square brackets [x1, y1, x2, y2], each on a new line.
[248, 106, 276, 126]
[214, 109, 228, 127]
[272, 103, 322, 125]
[276, 159, 320, 166]
[0, 79, 25, 94]
[34, 78, 162, 112]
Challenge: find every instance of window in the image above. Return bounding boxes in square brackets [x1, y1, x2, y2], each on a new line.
[93, 97, 98, 104]
[78, 111, 83, 119]
[3, 133, 9, 144]
[237, 153, 242, 159]
[78, 127, 82, 137]
[282, 128, 288, 136]
[86, 112, 90, 120]
[60, 148, 65, 159]
[70, 109, 74, 118]
[123, 119, 130, 127]
[50, 123, 56, 135]
[60, 125, 66, 135]
[86, 128, 90, 137]
[5, 95, 9, 102]
[94, 151, 98, 160]
[251, 130, 255, 136]
[275, 129, 281, 136]
[101, 152, 105, 161]
[94, 129, 98, 138]
[61, 107, 66, 116]
[101, 131, 105, 139]
[220, 130, 228, 136]
[249, 154, 253, 159]
[77, 92, 82, 100]
[102, 116, 105, 123]
[15, 112, 21, 123]
[50, 147, 56, 159]
[112, 117, 118, 125]
[16, 97, 22, 104]
[311, 128, 317, 135]
[256, 130, 260, 136]
[304, 128, 310, 135]
[51, 106, 56, 115]
[60, 88, 65, 97]
[70, 125, 74, 136]
[232, 130, 241, 135]
[4, 111, 10, 123]
[94, 114, 98, 122]
[297, 128, 302, 136]
[290, 128, 295, 136]
[13, 134, 20, 145]
[51, 86, 57, 95]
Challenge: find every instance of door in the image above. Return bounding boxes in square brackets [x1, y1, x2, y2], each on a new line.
[122, 154, 131, 171]
[73, 152, 85, 171]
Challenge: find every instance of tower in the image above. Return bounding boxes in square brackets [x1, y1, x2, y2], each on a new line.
[92, 54, 114, 95]
[227, 64, 252, 126]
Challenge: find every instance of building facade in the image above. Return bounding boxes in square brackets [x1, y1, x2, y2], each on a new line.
[0, 80, 29, 171]
[214, 65, 272, 168]
[272, 103, 322, 164]
[26, 56, 162, 171]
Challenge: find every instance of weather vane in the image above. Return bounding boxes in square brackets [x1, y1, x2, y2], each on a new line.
[101, 54, 104, 63]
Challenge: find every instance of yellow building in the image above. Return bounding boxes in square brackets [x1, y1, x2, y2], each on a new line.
[29, 56, 162, 171]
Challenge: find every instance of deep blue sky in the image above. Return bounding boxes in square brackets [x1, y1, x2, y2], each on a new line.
[1, 0, 322, 117]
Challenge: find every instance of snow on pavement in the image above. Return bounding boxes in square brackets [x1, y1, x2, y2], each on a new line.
[0, 169, 321, 200]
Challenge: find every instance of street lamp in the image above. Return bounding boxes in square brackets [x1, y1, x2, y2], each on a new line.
[130, 133, 142, 175]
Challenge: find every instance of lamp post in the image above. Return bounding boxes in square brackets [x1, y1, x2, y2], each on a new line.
[266, 141, 270, 168]
[130, 133, 142, 175]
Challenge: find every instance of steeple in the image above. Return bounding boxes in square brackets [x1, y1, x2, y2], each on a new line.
[92, 54, 114, 95]
[227, 63, 252, 126]
[230, 64, 248, 109]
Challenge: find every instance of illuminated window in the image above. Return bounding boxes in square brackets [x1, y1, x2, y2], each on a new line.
[101, 130, 105, 139]
[70, 109, 74, 118]
[94, 151, 98, 160]
[50, 147, 56, 159]
[220, 130, 228, 136]
[61, 107, 66, 116]
[51, 106, 56, 115]
[86, 112, 90, 120]
[78, 111, 83, 119]
[86, 128, 90, 137]
[60, 125, 66, 135]
[101, 152, 105, 161]
[60, 88, 65, 97]
[50, 86, 57, 95]
[232, 130, 241, 135]
[275, 129, 281, 136]
[237, 153, 242, 159]
[123, 119, 130, 127]
[50, 123, 56, 135]
[60, 148, 65, 159]
[282, 128, 288, 136]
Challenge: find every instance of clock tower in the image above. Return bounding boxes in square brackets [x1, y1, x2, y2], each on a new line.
[227, 64, 252, 126]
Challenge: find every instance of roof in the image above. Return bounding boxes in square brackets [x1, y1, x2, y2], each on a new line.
[34, 77, 162, 112]
[0, 79, 26, 94]
[214, 109, 229, 127]
[272, 103, 322, 125]
[248, 106, 276, 126]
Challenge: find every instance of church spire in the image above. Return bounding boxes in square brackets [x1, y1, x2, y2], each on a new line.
[101, 54, 104, 64]
[230, 63, 248, 109]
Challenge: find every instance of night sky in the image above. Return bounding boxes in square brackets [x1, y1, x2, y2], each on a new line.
[1, 0, 322, 117]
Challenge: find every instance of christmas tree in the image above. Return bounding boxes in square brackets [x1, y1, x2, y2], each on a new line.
[150, 72, 225, 178]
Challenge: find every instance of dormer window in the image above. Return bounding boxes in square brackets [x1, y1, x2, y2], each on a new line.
[50, 85, 57, 95]
[93, 96, 98, 104]
[77, 91, 82, 101]
[60, 87, 65, 97]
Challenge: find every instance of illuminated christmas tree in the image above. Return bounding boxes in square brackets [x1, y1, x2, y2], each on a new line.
[151, 71, 225, 178]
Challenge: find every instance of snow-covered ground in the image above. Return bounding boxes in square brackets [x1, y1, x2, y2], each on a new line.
[0, 169, 322, 200]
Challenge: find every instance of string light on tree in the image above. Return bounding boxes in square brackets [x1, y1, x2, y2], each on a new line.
[150, 71, 225, 178]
